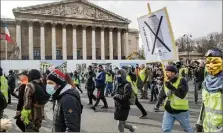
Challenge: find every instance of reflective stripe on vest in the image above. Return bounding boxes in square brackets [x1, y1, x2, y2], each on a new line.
[126, 75, 138, 95]
[164, 76, 189, 110]
[202, 88, 223, 132]
[106, 74, 113, 82]
[139, 68, 146, 81]
[0, 76, 8, 102]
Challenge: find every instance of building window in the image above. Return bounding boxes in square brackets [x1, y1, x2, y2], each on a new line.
[77, 49, 81, 59]
[56, 50, 62, 60]
[128, 40, 131, 45]
[33, 49, 40, 60]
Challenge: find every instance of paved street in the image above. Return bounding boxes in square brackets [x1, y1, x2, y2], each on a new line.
[4, 81, 201, 132]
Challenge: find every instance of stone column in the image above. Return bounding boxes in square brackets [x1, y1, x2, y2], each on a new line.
[92, 26, 96, 60]
[82, 26, 87, 60]
[117, 28, 121, 60]
[16, 20, 21, 59]
[40, 22, 45, 60]
[62, 24, 67, 60]
[109, 27, 113, 60]
[125, 30, 129, 58]
[51, 23, 56, 60]
[28, 21, 34, 60]
[72, 25, 77, 60]
[101, 27, 105, 60]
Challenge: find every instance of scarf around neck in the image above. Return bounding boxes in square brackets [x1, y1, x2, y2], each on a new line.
[203, 71, 223, 93]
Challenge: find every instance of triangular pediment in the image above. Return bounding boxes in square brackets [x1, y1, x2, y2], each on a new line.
[13, 0, 130, 23]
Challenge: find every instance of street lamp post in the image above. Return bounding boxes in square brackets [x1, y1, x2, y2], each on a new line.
[183, 34, 192, 65]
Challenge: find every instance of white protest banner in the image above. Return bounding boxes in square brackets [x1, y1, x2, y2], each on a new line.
[138, 7, 177, 62]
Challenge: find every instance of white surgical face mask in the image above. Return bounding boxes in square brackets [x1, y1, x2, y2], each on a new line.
[46, 84, 56, 95]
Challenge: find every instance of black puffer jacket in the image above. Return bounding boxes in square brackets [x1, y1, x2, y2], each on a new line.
[8, 74, 16, 88]
[53, 87, 83, 132]
[85, 70, 96, 90]
[113, 81, 132, 121]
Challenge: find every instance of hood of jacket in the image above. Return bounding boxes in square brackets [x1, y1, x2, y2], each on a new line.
[57, 84, 81, 100]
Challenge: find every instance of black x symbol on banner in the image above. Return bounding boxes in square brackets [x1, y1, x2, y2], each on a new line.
[144, 16, 171, 55]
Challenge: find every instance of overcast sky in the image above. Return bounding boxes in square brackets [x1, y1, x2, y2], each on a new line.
[1, 0, 222, 46]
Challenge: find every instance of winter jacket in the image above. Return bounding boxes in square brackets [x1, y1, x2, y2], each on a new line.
[95, 70, 106, 88]
[113, 81, 132, 121]
[161, 76, 189, 114]
[194, 67, 205, 82]
[85, 71, 96, 90]
[17, 84, 26, 111]
[53, 84, 82, 132]
[23, 79, 45, 121]
[7, 74, 16, 89]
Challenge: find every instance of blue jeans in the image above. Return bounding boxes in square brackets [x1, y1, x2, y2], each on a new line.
[105, 82, 113, 94]
[194, 82, 202, 102]
[162, 111, 193, 132]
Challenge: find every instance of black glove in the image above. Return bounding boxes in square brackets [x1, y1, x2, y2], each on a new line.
[165, 81, 172, 88]
[195, 124, 203, 132]
[165, 81, 176, 91]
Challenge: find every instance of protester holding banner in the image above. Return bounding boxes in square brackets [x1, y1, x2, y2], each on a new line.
[161, 65, 193, 132]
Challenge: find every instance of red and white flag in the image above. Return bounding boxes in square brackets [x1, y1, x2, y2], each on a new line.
[0, 22, 12, 43]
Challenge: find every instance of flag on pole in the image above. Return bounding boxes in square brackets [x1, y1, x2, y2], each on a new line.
[0, 22, 12, 43]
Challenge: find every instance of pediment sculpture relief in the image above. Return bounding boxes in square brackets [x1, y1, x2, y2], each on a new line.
[19, 3, 122, 22]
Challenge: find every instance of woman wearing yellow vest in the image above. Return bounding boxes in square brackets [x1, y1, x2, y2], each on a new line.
[161, 65, 193, 132]
[73, 71, 83, 94]
[126, 65, 148, 119]
[196, 48, 223, 132]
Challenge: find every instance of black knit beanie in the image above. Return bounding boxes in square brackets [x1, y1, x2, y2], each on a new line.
[165, 65, 178, 74]
[28, 69, 41, 82]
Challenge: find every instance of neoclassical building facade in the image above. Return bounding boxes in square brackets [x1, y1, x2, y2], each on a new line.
[1, 0, 139, 60]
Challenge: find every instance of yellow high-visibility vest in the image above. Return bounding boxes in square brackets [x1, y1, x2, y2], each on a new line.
[106, 74, 113, 82]
[164, 76, 189, 110]
[139, 68, 146, 82]
[202, 88, 223, 132]
[126, 75, 138, 95]
[73, 78, 79, 85]
[0, 76, 8, 102]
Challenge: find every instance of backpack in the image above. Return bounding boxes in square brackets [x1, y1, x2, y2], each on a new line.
[0, 91, 7, 111]
[29, 80, 50, 105]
